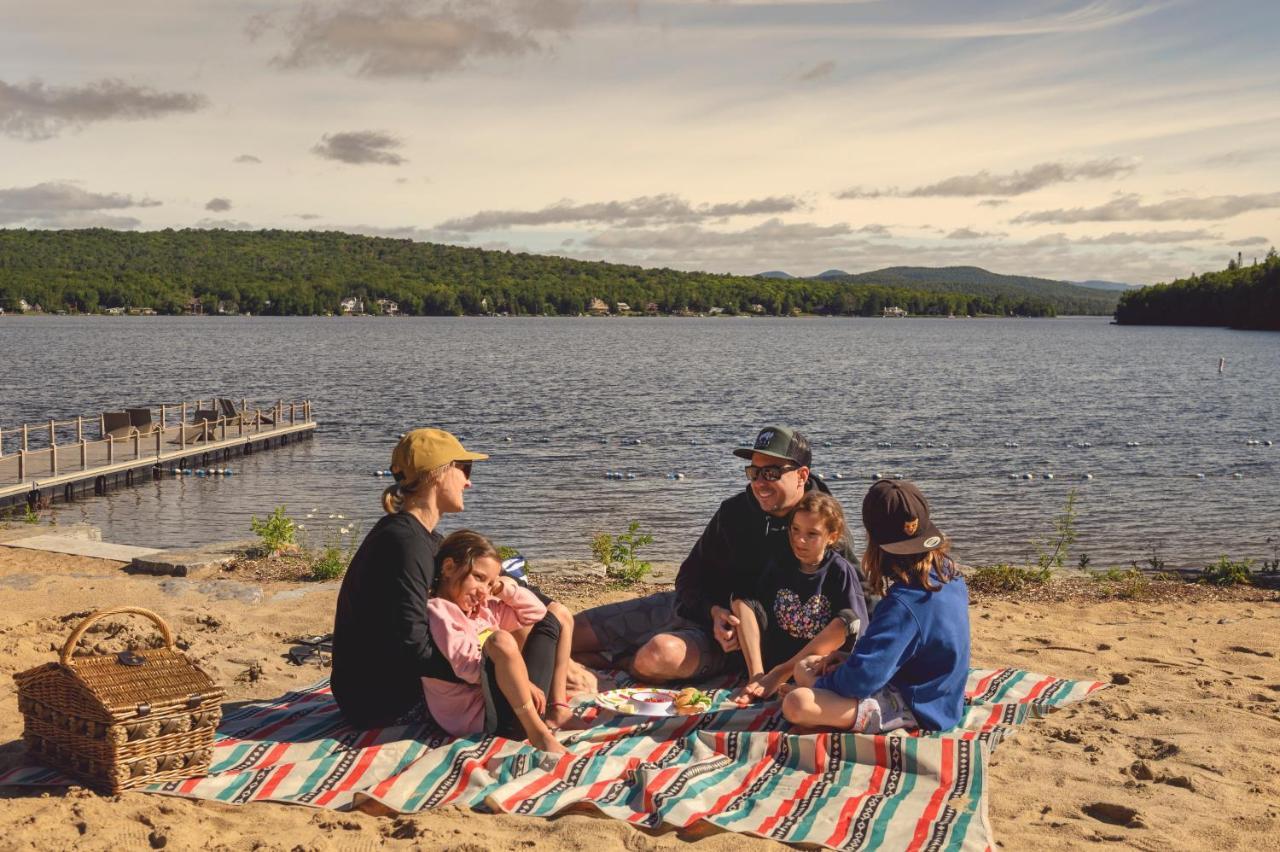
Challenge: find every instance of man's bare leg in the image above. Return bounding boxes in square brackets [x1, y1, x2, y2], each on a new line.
[630, 632, 704, 683]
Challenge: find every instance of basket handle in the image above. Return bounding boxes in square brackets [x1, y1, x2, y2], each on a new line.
[59, 606, 175, 666]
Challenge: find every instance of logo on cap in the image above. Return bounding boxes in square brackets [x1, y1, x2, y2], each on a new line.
[755, 430, 775, 449]
[903, 518, 919, 536]
[923, 535, 942, 549]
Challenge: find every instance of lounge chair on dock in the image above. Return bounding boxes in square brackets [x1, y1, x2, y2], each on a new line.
[126, 408, 160, 436]
[219, 398, 273, 426]
[101, 412, 137, 440]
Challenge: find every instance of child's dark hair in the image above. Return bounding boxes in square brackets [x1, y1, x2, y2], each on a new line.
[788, 491, 846, 540]
[862, 541, 956, 596]
[434, 529, 500, 593]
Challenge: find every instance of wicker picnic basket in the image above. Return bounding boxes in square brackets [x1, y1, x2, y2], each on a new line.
[13, 606, 225, 793]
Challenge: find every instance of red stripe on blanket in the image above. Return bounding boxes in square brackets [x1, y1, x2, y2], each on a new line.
[967, 669, 1001, 699]
[906, 740, 956, 851]
[444, 740, 509, 807]
[1021, 676, 1058, 704]
[683, 731, 781, 827]
[315, 730, 384, 807]
[630, 765, 684, 824]
[825, 734, 889, 848]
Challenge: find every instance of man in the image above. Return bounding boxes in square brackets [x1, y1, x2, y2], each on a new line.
[573, 425, 857, 682]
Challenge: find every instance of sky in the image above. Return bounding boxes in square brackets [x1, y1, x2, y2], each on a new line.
[2, 0, 1277, 285]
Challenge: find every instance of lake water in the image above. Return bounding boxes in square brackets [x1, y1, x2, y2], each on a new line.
[1, 315, 1277, 570]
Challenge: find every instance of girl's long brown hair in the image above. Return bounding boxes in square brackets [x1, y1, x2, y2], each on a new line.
[862, 540, 955, 596]
[432, 529, 500, 596]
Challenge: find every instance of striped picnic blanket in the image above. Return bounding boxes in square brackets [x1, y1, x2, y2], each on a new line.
[0, 667, 1106, 850]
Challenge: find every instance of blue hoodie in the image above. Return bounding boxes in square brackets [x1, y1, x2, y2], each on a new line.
[814, 566, 970, 730]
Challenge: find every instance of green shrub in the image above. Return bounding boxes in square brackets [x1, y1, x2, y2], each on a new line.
[23, 503, 39, 524]
[968, 563, 1051, 593]
[1032, 488, 1079, 570]
[496, 545, 520, 562]
[1091, 567, 1151, 599]
[250, 506, 296, 555]
[1200, 555, 1253, 586]
[592, 521, 654, 585]
[308, 522, 360, 581]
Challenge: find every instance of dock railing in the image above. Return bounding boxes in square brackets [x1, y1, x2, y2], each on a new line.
[0, 398, 313, 483]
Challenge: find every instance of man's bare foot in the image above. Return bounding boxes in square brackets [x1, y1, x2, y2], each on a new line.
[565, 660, 599, 697]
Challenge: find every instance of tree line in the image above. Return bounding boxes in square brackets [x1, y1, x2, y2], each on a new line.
[0, 228, 1073, 318]
[1114, 250, 1279, 331]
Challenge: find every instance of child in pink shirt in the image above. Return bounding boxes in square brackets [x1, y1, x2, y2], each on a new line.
[423, 530, 568, 754]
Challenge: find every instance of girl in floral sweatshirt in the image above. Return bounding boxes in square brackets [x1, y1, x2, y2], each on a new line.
[423, 530, 568, 753]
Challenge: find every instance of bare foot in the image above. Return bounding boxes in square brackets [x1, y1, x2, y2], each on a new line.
[547, 702, 577, 730]
[565, 660, 599, 697]
[528, 729, 568, 754]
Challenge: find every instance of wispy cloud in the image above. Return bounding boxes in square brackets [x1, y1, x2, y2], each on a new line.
[205, 197, 232, 212]
[0, 78, 205, 141]
[0, 181, 160, 227]
[583, 218, 853, 250]
[233, 154, 262, 164]
[1226, 236, 1270, 247]
[946, 227, 1006, 240]
[797, 59, 835, 82]
[265, 0, 583, 80]
[1025, 229, 1218, 246]
[839, 158, 1137, 199]
[436, 193, 804, 231]
[312, 130, 406, 165]
[194, 217, 255, 230]
[1014, 191, 1280, 223]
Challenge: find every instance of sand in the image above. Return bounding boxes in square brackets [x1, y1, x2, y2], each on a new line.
[0, 541, 1277, 851]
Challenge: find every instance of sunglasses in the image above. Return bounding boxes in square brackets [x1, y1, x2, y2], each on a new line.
[745, 463, 798, 482]
[454, 460, 473, 480]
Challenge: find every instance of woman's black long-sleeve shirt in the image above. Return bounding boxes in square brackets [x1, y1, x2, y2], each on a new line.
[331, 512, 458, 728]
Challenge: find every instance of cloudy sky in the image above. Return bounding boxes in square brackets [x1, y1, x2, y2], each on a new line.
[2, 0, 1276, 284]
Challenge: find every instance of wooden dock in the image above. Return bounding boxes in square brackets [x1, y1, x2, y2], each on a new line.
[0, 399, 315, 512]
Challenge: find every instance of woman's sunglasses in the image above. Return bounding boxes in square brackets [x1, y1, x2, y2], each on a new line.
[454, 460, 473, 480]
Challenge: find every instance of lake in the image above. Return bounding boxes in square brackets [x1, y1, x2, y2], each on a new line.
[1, 315, 1276, 570]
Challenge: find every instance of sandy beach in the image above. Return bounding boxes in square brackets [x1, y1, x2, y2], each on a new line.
[1, 538, 1277, 850]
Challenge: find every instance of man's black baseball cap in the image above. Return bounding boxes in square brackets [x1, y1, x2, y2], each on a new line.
[733, 426, 812, 468]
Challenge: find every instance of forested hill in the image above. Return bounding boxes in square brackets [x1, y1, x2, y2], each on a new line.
[825, 266, 1120, 315]
[1, 228, 1096, 317]
[1114, 252, 1279, 330]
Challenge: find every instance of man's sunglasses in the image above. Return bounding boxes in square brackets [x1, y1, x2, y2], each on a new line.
[454, 460, 473, 480]
[745, 463, 798, 482]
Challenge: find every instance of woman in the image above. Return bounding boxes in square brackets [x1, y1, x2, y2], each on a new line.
[330, 427, 493, 728]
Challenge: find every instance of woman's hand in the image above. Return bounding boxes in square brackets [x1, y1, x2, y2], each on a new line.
[818, 650, 849, 675]
[793, 655, 825, 688]
[528, 684, 547, 716]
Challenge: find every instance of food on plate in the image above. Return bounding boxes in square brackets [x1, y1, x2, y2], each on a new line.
[673, 687, 713, 714]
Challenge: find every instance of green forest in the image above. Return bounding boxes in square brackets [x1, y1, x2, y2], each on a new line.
[0, 228, 1107, 318]
[1114, 250, 1279, 330]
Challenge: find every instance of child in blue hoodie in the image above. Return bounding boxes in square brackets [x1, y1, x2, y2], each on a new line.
[782, 479, 970, 733]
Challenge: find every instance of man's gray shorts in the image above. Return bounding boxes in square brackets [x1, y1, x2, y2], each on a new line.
[579, 590, 740, 681]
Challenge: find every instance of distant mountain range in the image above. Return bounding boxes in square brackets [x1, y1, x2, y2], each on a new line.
[755, 265, 1123, 314]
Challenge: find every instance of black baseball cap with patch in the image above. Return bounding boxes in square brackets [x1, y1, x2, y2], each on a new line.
[733, 426, 812, 468]
[862, 479, 946, 555]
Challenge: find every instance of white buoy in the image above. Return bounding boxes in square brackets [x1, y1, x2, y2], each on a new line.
[675, 472, 686, 480]
[1194, 473, 1205, 479]
[626, 472, 637, 480]
[815, 473, 826, 480]
[1022, 473, 1033, 480]
[1266, 440, 1274, 446]
[1218, 356, 1225, 373]
[834, 472, 844, 480]
[873, 472, 883, 480]
[504, 436, 512, 442]
[1233, 472, 1244, 479]
[894, 473, 905, 480]
[1043, 473, 1054, 480]
[1008, 473, 1018, 479]
[1081, 473, 1093, 480]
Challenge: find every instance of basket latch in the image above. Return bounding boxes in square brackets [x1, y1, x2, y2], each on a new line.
[186, 693, 203, 709]
[136, 702, 152, 716]
[117, 650, 146, 667]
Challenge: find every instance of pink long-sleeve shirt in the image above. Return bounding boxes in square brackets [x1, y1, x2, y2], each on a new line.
[422, 576, 548, 736]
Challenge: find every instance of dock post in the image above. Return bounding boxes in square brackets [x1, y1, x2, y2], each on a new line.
[107, 436, 114, 465]
[22, 424, 28, 452]
[76, 417, 83, 443]
[49, 421, 56, 476]
[134, 431, 141, 460]
[155, 427, 162, 458]
[80, 439, 87, 470]
[17, 449, 24, 481]
[220, 416, 226, 441]
[290, 402, 296, 424]
[276, 400, 283, 426]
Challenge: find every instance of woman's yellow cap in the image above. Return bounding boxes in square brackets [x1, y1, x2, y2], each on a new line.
[390, 429, 488, 482]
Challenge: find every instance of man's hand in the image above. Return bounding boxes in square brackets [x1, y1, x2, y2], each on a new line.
[710, 605, 740, 652]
